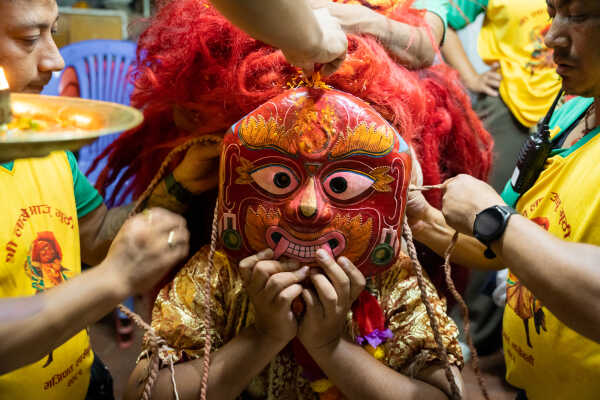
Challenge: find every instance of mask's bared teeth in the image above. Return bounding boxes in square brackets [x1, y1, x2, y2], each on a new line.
[320, 242, 334, 259]
[273, 237, 290, 259]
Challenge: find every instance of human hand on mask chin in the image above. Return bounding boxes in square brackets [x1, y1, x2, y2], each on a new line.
[441, 174, 507, 235]
[297, 249, 365, 353]
[171, 140, 222, 195]
[239, 249, 310, 345]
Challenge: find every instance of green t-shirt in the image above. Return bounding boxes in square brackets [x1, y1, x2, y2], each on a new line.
[447, 0, 488, 30]
[413, 0, 450, 29]
[0, 151, 103, 218]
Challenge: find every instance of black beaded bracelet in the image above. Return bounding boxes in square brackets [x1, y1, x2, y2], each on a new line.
[164, 172, 193, 204]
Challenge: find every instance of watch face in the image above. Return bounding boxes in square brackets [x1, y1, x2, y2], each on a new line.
[475, 208, 503, 241]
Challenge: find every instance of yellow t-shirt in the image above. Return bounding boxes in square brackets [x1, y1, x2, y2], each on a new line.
[0, 153, 93, 400]
[449, 0, 561, 127]
[501, 97, 600, 399]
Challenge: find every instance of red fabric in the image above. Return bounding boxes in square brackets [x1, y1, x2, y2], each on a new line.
[292, 338, 326, 381]
[352, 290, 385, 336]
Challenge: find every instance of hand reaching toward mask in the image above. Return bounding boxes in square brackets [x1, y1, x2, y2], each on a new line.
[103, 208, 190, 295]
[310, 0, 379, 35]
[283, 7, 348, 76]
[441, 174, 507, 235]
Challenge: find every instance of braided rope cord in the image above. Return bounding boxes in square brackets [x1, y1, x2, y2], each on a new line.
[117, 304, 172, 400]
[199, 200, 220, 400]
[443, 232, 490, 400]
[114, 136, 222, 399]
[408, 184, 490, 400]
[402, 220, 462, 400]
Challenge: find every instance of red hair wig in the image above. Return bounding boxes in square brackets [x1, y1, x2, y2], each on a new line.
[93, 0, 492, 210]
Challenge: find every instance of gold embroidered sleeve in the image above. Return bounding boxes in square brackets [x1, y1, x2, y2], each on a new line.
[377, 253, 463, 376]
[145, 246, 242, 364]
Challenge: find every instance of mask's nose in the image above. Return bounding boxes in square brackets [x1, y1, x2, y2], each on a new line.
[299, 177, 318, 218]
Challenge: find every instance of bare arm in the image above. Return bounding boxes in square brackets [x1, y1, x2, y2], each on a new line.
[78, 165, 199, 266]
[441, 28, 501, 96]
[0, 261, 127, 374]
[78, 183, 185, 266]
[79, 139, 224, 265]
[125, 326, 288, 400]
[492, 215, 600, 343]
[439, 174, 600, 343]
[79, 203, 134, 266]
[411, 202, 503, 271]
[209, 0, 347, 74]
[0, 209, 189, 374]
[311, 1, 444, 69]
[210, 0, 323, 56]
[379, 11, 445, 69]
[308, 338, 463, 400]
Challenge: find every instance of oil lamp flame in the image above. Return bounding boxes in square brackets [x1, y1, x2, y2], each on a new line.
[0, 67, 9, 90]
[0, 66, 11, 125]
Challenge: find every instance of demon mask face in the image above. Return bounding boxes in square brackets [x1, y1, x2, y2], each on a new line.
[217, 88, 411, 277]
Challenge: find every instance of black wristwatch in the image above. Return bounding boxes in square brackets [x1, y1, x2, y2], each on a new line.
[473, 205, 518, 259]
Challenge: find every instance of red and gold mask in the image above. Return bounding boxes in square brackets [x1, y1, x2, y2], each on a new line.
[217, 88, 411, 277]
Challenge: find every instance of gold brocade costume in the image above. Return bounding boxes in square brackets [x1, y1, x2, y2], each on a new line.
[145, 246, 462, 399]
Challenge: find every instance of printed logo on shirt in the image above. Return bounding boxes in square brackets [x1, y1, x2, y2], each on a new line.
[23, 231, 71, 368]
[506, 217, 549, 348]
[24, 231, 70, 293]
[525, 23, 555, 75]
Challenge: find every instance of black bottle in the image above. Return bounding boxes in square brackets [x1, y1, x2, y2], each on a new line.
[510, 89, 564, 194]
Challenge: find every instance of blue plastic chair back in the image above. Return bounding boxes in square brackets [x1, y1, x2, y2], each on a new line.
[43, 39, 137, 201]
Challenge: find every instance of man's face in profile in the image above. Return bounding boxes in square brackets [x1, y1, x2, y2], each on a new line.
[0, 0, 64, 92]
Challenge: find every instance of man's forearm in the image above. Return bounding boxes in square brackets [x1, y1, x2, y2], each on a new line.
[210, 0, 324, 59]
[307, 338, 453, 400]
[441, 28, 479, 85]
[493, 216, 600, 342]
[413, 206, 502, 271]
[127, 326, 288, 400]
[79, 203, 135, 265]
[364, 11, 443, 69]
[0, 262, 128, 374]
[80, 176, 189, 265]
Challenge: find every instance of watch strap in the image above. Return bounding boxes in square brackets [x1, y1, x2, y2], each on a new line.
[165, 172, 193, 204]
[474, 205, 518, 259]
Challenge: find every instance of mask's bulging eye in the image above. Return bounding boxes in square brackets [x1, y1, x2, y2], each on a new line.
[329, 177, 347, 193]
[323, 170, 374, 201]
[274, 172, 291, 188]
[250, 164, 299, 195]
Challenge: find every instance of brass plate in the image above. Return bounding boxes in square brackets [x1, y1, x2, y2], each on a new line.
[0, 93, 143, 163]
